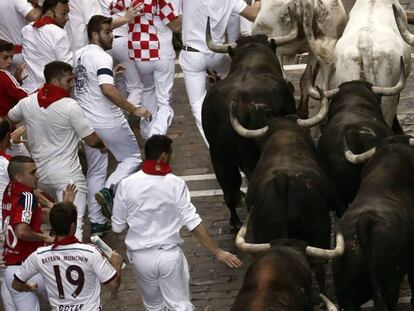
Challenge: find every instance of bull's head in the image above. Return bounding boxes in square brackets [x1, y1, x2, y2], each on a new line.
[252, 0, 299, 45]
[298, 57, 407, 128]
[344, 134, 414, 164]
[229, 100, 270, 138]
[236, 208, 345, 259]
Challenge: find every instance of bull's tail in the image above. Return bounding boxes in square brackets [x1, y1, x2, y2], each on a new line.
[356, 213, 389, 311]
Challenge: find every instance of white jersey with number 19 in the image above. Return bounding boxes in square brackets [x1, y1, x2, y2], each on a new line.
[14, 242, 117, 311]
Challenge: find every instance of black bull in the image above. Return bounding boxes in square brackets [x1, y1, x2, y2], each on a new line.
[246, 117, 333, 247]
[333, 136, 414, 310]
[316, 81, 392, 215]
[231, 241, 315, 311]
[202, 35, 296, 230]
[241, 117, 334, 292]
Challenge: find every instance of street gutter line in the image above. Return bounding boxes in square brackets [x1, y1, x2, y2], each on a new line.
[189, 187, 247, 198]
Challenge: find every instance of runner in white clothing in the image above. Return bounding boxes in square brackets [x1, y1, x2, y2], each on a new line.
[0, 0, 41, 67]
[21, 0, 72, 93]
[179, 0, 260, 143]
[12, 199, 123, 310]
[73, 15, 151, 236]
[8, 61, 107, 240]
[109, 0, 181, 140]
[112, 135, 242, 310]
[100, 0, 144, 108]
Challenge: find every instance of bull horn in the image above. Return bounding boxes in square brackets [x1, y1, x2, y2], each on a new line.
[206, 17, 237, 53]
[343, 133, 376, 164]
[297, 88, 329, 127]
[306, 63, 339, 100]
[268, 8, 299, 46]
[230, 101, 269, 138]
[308, 86, 340, 100]
[371, 57, 406, 96]
[235, 211, 272, 253]
[305, 231, 345, 259]
[319, 294, 338, 311]
[393, 5, 414, 45]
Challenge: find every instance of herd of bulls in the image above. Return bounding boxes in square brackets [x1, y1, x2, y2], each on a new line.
[201, 0, 414, 310]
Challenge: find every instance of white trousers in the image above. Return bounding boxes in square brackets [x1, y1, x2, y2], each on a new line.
[38, 181, 87, 241]
[179, 50, 231, 144]
[1, 234, 16, 311]
[1, 280, 16, 311]
[5, 266, 46, 311]
[134, 59, 175, 141]
[85, 121, 141, 224]
[128, 247, 193, 311]
[109, 36, 143, 106]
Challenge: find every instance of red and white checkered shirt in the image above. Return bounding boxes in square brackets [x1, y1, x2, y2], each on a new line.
[109, 0, 177, 61]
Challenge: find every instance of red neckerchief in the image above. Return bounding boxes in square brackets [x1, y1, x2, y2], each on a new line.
[142, 160, 171, 176]
[33, 16, 57, 28]
[12, 45, 22, 54]
[51, 236, 80, 249]
[0, 151, 12, 160]
[37, 83, 70, 108]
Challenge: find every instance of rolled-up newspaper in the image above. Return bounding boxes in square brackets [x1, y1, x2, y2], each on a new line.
[90, 236, 126, 269]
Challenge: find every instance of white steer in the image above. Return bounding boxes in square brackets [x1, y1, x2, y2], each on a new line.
[252, 0, 347, 117]
[333, 0, 412, 132]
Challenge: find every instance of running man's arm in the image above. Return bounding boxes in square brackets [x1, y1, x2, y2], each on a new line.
[67, 102, 107, 151]
[100, 84, 151, 119]
[176, 180, 242, 268]
[12, 252, 40, 292]
[112, 181, 128, 233]
[13, 193, 53, 243]
[239, 1, 261, 22]
[15, 223, 53, 243]
[191, 223, 242, 268]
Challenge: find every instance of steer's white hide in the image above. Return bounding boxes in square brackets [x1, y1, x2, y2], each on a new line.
[252, 0, 346, 95]
[334, 0, 411, 128]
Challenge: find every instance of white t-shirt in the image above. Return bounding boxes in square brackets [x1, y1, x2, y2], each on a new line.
[0, 0, 33, 44]
[112, 170, 202, 251]
[8, 94, 94, 184]
[66, 0, 102, 52]
[14, 243, 117, 311]
[21, 23, 73, 93]
[181, 0, 247, 54]
[73, 44, 125, 129]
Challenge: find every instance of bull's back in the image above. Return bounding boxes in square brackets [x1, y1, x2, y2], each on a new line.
[232, 247, 312, 311]
[335, 0, 410, 84]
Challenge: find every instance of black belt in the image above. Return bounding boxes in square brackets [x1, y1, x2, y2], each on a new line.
[182, 45, 199, 52]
